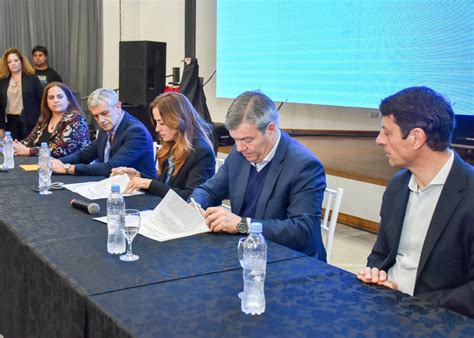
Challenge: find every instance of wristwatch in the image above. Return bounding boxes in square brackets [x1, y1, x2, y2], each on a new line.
[64, 163, 71, 175]
[237, 217, 249, 234]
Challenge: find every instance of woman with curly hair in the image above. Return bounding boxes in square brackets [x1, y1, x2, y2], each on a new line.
[0, 47, 43, 139]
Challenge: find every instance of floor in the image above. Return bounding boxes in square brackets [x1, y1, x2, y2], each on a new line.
[326, 223, 377, 274]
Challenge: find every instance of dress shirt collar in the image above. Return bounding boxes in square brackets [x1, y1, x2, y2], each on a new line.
[109, 110, 125, 138]
[250, 129, 281, 172]
[408, 149, 454, 192]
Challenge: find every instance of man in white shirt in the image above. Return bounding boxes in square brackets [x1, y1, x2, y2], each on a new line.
[357, 86, 474, 318]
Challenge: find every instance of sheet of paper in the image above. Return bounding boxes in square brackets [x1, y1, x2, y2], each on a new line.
[20, 164, 38, 171]
[63, 174, 144, 200]
[93, 190, 208, 242]
[140, 189, 209, 241]
[94, 210, 153, 224]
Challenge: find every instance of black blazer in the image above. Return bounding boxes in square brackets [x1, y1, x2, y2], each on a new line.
[148, 136, 216, 200]
[0, 73, 43, 130]
[367, 152, 474, 318]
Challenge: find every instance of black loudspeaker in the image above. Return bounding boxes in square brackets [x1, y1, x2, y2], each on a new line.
[119, 41, 167, 106]
[213, 122, 235, 146]
[452, 114, 474, 148]
[123, 104, 158, 142]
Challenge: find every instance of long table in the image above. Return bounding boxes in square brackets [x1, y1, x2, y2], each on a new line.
[1, 157, 473, 337]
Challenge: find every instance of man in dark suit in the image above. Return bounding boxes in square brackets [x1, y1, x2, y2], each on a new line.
[190, 91, 327, 260]
[51, 88, 156, 178]
[357, 86, 474, 318]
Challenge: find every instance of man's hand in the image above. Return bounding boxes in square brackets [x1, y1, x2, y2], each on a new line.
[51, 159, 65, 174]
[111, 166, 141, 179]
[204, 206, 240, 233]
[122, 177, 152, 194]
[357, 266, 398, 290]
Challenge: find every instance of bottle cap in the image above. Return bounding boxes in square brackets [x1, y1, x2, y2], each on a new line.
[41, 142, 48, 148]
[5, 131, 11, 136]
[111, 184, 120, 193]
[249, 222, 262, 233]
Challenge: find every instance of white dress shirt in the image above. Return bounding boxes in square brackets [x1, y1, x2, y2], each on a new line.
[388, 150, 454, 295]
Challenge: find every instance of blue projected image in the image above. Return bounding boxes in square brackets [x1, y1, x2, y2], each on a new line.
[216, 0, 474, 115]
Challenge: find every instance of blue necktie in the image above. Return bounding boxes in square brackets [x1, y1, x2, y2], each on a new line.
[104, 132, 113, 162]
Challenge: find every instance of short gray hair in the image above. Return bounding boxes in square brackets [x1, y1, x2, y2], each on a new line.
[87, 88, 119, 108]
[225, 91, 280, 132]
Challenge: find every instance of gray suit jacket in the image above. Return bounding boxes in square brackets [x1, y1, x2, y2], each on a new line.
[367, 152, 474, 318]
[191, 132, 327, 260]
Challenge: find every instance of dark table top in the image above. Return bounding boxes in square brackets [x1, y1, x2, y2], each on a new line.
[88, 256, 474, 338]
[1, 156, 473, 338]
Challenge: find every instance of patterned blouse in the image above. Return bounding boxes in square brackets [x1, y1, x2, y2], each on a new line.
[21, 111, 90, 158]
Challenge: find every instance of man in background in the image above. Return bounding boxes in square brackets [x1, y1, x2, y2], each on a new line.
[357, 86, 474, 318]
[31, 45, 62, 86]
[190, 90, 327, 260]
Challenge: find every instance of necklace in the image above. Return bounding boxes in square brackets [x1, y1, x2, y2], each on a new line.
[48, 120, 60, 132]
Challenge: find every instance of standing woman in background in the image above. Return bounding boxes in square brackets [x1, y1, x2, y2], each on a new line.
[13, 81, 90, 157]
[0, 47, 43, 139]
[112, 92, 216, 200]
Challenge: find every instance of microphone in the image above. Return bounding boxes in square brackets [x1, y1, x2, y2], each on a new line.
[70, 199, 101, 215]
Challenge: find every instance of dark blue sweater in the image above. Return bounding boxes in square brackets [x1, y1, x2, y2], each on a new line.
[240, 163, 271, 218]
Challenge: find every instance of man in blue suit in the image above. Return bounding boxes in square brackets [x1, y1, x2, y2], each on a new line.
[51, 88, 156, 178]
[357, 86, 474, 318]
[190, 91, 327, 260]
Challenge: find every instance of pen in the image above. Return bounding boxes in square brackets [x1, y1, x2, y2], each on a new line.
[190, 197, 202, 215]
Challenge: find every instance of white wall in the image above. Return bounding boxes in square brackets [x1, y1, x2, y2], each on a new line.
[102, 0, 386, 223]
[103, 0, 382, 130]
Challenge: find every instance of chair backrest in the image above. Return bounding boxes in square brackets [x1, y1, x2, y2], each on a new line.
[154, 142, 162, 171]
[321, 187, 344, 264]
[215, 157, 225, 174]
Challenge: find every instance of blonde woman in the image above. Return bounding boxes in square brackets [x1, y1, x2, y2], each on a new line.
[112, 92, 216, 200]
[0, 48, 43, 139]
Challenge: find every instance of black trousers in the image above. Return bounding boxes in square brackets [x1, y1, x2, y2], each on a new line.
[6, 115, 31, 140]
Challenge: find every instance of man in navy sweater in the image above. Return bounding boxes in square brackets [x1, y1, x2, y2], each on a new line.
[190, 91, 327, 260]
[51, 88, 156, 178]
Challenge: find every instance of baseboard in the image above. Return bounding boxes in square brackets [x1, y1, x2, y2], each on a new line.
[324, 209, 380, 234]
[338, 212, 379, 234]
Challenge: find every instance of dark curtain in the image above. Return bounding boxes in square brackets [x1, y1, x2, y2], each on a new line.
[0, 0, 102, 106]
[179, 58, 213, 124]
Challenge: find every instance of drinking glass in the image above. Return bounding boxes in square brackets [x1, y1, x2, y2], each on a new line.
[120, 209, 141, 262]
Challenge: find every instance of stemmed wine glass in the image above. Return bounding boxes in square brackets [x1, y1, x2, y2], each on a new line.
[120, 209, 141, 262]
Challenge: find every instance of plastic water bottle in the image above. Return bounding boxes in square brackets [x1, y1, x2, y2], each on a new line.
[38, 142, 52, 194]
[107, 184, 126, 254]
[241, 222, 267, 315]
[4, 131, 14, 169]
